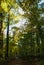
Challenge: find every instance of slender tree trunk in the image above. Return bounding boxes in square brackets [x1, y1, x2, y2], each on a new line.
[5, 14, 9, 58]
[36, 30, 40, 56]
[0, 13, 3, 57]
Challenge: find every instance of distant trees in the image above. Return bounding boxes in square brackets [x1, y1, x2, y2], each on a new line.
[16, 0, 44, 57]
[0, 0, 44, 61]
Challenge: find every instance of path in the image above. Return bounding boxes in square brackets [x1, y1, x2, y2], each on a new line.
[2, 58, 40, 65]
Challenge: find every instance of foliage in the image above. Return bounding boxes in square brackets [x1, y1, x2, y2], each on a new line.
[0, 0, 44, 62]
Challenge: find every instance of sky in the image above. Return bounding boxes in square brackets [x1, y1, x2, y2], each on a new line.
[39, 0, 44, 4]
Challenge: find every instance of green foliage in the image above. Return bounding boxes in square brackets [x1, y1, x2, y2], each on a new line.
[0, 0, 44, 62]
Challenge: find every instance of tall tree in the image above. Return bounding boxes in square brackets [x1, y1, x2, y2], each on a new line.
[0, 2, 4, 57]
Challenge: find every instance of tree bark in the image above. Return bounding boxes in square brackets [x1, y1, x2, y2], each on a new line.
[0, 13, 3, 57]
[5, 14, 9, 58]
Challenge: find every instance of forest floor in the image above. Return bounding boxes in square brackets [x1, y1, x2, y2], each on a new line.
[2, 57, 40, 65]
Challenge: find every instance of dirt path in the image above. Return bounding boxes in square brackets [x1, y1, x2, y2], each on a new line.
[2, 58, 40, 65]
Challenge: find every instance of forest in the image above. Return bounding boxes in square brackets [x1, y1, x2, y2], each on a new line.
[0, 0, 44, 65]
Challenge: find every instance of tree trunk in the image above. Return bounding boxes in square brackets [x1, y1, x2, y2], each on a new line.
[0, 13, 3, 57]
[5, 14, 9, 58]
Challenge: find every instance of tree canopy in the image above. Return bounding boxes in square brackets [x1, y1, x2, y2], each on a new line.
[0, 0, 44, 63]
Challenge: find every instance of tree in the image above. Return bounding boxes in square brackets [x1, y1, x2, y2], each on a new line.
[0, 0, 18, 58]
[0, 12, 4, 58]
[16, 0, 44, 56]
